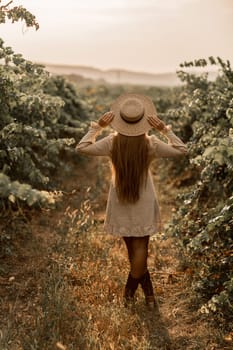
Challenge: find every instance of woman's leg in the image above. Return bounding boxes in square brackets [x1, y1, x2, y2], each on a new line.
[122, 237, 139, 303]
[124, 236, 149, 279]
[123, 236, 149, 303]
[123, 236, 157, 308]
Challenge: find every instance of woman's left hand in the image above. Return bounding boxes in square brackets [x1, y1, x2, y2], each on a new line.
[147, 115, 167, 132]
[98, 111, 115, 127]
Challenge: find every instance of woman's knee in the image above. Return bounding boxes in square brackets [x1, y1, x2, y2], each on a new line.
[123, 236, 149, 276]
[130, 249, 148, 277]
[130, 263, 147, 278]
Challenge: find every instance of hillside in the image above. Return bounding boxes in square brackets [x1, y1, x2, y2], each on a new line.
[44, 63, 182, 87]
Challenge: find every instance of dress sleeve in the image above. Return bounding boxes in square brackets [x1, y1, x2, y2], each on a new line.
[148, 126, 188, 158]
[76, 121, 113, 156]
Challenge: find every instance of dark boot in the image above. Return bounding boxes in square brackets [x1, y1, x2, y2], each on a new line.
[124, 272, 140, 306]
[139, 270, 158, 310]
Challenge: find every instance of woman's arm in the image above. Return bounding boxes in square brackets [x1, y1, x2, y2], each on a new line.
[76, 112, 114, 156]
[147, 115, 188, 158]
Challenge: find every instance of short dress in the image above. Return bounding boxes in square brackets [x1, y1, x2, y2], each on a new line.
[76, 122, 187, 237]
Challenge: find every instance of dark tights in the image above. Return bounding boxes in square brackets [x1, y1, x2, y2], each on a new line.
[123, 236, 149, 279]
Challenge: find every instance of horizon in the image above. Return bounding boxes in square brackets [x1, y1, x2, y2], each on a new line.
[44, 61, 219, 87]
[43, 61, 219, 75]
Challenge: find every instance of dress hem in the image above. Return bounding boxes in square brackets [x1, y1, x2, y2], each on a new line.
[103, 223, 161, 237]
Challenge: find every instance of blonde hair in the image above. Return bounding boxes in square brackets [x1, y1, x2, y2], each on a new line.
[111, 133, 150, 203]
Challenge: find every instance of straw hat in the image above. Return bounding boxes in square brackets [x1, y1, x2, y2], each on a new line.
[110, 93, 157, 136]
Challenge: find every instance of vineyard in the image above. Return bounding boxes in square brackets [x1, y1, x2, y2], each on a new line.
[166, 58, 233, 323]
[77, 61, 233, 328]
[0, 2, 233, 349]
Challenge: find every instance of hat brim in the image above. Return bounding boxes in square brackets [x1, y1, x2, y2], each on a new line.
[110, 93, 156, 136]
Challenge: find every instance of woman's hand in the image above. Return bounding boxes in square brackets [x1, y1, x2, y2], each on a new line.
[147, 115, 167, 132]
[98, 111, 115, 128]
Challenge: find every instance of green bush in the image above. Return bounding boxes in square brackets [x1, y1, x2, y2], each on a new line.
[166, 57, 233, 325]
[0, 2, 91, 207]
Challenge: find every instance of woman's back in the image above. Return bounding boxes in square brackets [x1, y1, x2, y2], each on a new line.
[111, 133, 150, 204]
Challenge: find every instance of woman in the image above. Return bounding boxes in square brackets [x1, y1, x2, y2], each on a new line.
[76, 93, 187, 309]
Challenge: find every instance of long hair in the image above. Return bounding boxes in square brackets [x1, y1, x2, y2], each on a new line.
[111, 133, 150, 204]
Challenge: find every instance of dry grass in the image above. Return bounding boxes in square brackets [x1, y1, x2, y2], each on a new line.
[0, 159, 232, 349]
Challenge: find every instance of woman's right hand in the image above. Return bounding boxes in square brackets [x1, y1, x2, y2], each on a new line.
[98, 111, 115, 128]
[147, 115, 167, 132]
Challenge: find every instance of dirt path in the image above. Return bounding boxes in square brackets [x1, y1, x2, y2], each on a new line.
[66, 160, 220, 350]
[0, 158, 228, 350]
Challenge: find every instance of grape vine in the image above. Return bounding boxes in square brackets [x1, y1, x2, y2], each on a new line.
[0, 2, 90, 208]
[165, 57, 233, 326]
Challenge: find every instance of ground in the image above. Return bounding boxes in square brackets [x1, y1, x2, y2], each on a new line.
[0, 157, 231, 350]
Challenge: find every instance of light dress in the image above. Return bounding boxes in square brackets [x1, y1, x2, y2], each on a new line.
[76, 122, 187, 237]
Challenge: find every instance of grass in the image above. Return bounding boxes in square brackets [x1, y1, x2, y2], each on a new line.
[0, 159, 232, 349]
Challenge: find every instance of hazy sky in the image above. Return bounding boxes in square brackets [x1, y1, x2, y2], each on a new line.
[0, 0, 233, 73]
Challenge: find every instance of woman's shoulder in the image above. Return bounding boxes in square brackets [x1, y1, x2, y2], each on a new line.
[146, 134, 163, 158]
[102, 132, 115, 149]
[146, 134, 160, 146]
[105, 132, 116, 142]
